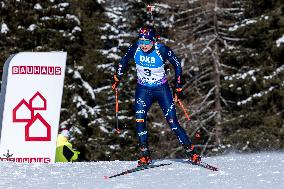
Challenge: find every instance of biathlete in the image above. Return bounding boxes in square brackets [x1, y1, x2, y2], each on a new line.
[112, 25, 201, 166]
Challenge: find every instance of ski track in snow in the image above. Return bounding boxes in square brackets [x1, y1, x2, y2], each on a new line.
[0, 152, 283, 189]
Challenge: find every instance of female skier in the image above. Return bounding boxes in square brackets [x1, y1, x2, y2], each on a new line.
[112, 26, 200, 166]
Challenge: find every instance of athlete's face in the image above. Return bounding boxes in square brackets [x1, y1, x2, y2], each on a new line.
[138, 38, 154, 52]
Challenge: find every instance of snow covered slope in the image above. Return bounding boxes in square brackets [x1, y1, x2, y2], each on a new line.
[0, 152, 283, 189]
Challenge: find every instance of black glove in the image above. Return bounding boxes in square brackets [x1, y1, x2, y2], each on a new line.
[112, 75, 120, 90]
[174, 87, 185, 101]
[174, 74, 186, 100]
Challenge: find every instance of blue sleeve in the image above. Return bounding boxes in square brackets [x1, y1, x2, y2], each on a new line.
[159, 44, 183, 88]
[116, 43, 138, 80]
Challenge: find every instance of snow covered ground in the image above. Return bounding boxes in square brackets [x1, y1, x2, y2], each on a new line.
[1, 152, 283, 189]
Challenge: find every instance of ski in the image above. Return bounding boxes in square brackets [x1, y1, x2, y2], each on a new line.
[104, 163, 172, 179]
[187, 160, 218, 171]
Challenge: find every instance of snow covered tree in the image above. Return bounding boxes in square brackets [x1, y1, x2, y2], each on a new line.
[0, 0, 82, 59]
[221, 0, 284, 152]
[152, 0, 244, 156]
[59, 0, 112, 161]
[78, 0, 140, 160]
[0, 0, 84, 130]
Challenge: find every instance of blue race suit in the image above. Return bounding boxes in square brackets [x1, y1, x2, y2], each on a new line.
[117, 42, 191, 147]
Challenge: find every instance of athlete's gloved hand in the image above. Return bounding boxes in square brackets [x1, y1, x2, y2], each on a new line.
[174, 87, 185, 101]
[174, 74, 185, 101]
[112, 75, 120, 90]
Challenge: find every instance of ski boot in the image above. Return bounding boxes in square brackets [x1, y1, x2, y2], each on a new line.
[184, 144, 201, 164]
[137, 145, 152, 167]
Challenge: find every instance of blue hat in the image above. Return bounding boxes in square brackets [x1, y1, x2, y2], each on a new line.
[138, 26, 156, 41]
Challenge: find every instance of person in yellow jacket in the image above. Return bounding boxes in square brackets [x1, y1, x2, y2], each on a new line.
[55, 130, 80, 162]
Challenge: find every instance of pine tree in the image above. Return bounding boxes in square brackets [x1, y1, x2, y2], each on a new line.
[221, 0, 284, 152]
[60, 0, 110, 160]
[155, 0, 243, 156]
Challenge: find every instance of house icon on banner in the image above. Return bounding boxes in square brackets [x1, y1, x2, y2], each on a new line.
[13, 99, 33, 122]
[12, 91, 51, 141]
[29, 91, 47, 110]
[25, 113, 51, 141]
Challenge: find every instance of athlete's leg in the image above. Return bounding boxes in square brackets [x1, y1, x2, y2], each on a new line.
[135, 84, 153, 146]
[155, 84, 191, 145]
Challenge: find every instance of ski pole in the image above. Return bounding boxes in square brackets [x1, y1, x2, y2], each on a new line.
[175, 97, 191, 121]
[115, 88, 120, 134]
[175, 96, 201, 139]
